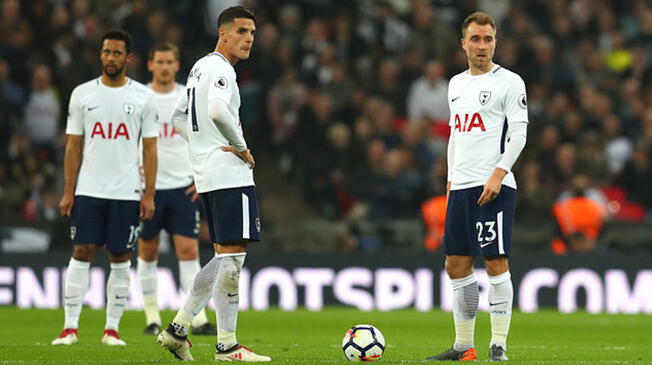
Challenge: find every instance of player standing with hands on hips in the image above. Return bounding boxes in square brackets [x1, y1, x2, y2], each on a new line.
[428, 12, 528, 362]
[52, 30, 158, 346]
[137, 42, 217, 337]
[156, 6, 270, 362]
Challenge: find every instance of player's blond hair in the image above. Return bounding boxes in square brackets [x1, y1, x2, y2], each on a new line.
[461, 11, 496, 38]
[148, 42, 179, 61]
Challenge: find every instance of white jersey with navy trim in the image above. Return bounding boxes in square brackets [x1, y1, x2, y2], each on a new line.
[66, 77, 159, 200]
[447, 64, 528, 191]
[179, 52, 254, 193]
[150, 83, 193, 190]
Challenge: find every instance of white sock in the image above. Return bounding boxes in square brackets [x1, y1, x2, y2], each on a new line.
[489, 272, 513, 350]
[137, 257, 160, 326]
[63, 258, 90, 329]
[215, 253, 246, 351]
[172, 255, 219, 337]
[179, 259, 209, 327]
[451, 273, 479, 351]
[105, 261, 131, 331]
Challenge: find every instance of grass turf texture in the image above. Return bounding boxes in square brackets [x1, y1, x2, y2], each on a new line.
[0, 307, 650, 364]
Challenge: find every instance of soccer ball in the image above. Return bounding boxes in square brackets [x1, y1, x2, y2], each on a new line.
[341, 324, 385, 361]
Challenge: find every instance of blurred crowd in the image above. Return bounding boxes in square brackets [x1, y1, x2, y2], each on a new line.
[2, 0, 652, 252]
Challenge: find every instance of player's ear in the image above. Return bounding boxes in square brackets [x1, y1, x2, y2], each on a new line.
[147, 59, 154, 72]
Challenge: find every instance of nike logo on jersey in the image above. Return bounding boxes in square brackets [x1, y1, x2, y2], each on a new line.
[490, 301, 507, 306]
[115, 295, 128, 299]
[451, 96, 461, 102]
[227, 293, 238, 297]
[87, 105, 99, 111]
[480, 240, 494, 248]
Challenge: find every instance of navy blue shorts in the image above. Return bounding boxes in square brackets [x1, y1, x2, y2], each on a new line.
[140, 186, 200, 240]
[443, 186, 516, 257]
[200, 186, 261, 244]
[70, 196, 140, 254]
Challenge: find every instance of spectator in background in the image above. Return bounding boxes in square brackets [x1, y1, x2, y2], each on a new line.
[24, 64, 59, 162]
[601, 114, 632, 177]
[552, 173, 607, 254]
[407, 0, 458, 63]
[516, 161, 554, 225]
[619, 142, 652, 210]
[406, 59, 449, 125]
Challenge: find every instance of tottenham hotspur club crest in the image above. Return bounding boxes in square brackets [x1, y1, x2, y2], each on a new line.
[479, 91, 492, 106]
[124, 103, 135, 115]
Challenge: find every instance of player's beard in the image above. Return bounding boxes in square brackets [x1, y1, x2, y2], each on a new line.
[104, 64, 124, 79]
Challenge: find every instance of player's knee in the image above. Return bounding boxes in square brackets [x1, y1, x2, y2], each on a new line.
[485, 256, 509, 276]
[72, 245, 96, 261]
[138, 239, 159, 261]
[445, 259, 473, 279]
[175, 242, 198, 260]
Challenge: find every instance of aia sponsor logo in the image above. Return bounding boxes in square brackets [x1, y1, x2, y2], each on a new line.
[159, 123, 177, 138]
[90, 122, 130, 139]
[453, 113, 486, 132]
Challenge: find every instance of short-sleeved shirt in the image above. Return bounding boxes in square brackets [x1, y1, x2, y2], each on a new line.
[180, 52, 254, 193]
[149, 83, 193, 190]
[447, 64, 528, 191]
[66, 77, 158, 201]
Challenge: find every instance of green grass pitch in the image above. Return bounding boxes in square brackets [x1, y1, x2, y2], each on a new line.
[1, 307, 650, 364]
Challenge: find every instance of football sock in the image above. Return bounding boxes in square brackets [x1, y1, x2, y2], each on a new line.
[179, 258, 209, 327]
[63, 257, 91, 329]
[172, 254, 219, 336]
[137, 257, 161, 326]
[489, 271, 513, 349]
[451, 273, 479, 351]
[214, 253, 246, 351]
[105, 261, 131, 331]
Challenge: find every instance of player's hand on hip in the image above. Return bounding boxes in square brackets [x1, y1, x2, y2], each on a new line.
[477, 168, 507, 206]
[220, 146, 255, 169]
[59, 193, 74, 216]
[185, 184, 199, 202]
[140, 196, 155, 220]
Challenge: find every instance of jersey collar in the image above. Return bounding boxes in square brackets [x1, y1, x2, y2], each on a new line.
[209, 51, 230, 64]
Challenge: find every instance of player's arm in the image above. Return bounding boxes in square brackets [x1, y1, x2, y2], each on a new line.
[478, 77, 529, 206]
[171, 90, 189, 141]
[446, 130, 455, 201]
[141, 136, 157, 219]
[207, 98, 255, 168]
[140, 94, 159, 220]
[60, 134, 82, 216]
[59, 88, 83, 216]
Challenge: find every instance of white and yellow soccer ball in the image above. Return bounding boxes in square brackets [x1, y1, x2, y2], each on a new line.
[341, 324, 385, 361]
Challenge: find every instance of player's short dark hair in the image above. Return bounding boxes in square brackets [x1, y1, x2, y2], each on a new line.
[217, 6, 256, 29]
[148, 42, 179, 60]
[101, 29, 132, 54]
[461, 11, 496, 38]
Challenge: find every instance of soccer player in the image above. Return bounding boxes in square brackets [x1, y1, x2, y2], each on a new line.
[51, 30, 158, 346]
[427, 12, 528, 362]
[137, 42, 217, 337]
[156, 6, 270, 362]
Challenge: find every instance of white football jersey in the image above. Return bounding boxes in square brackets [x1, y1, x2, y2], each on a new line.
[447, 64, 528, 190]
[150, 83, 193, 190]
[66, 77, 158, 200]
[178, 52, 254, 193]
